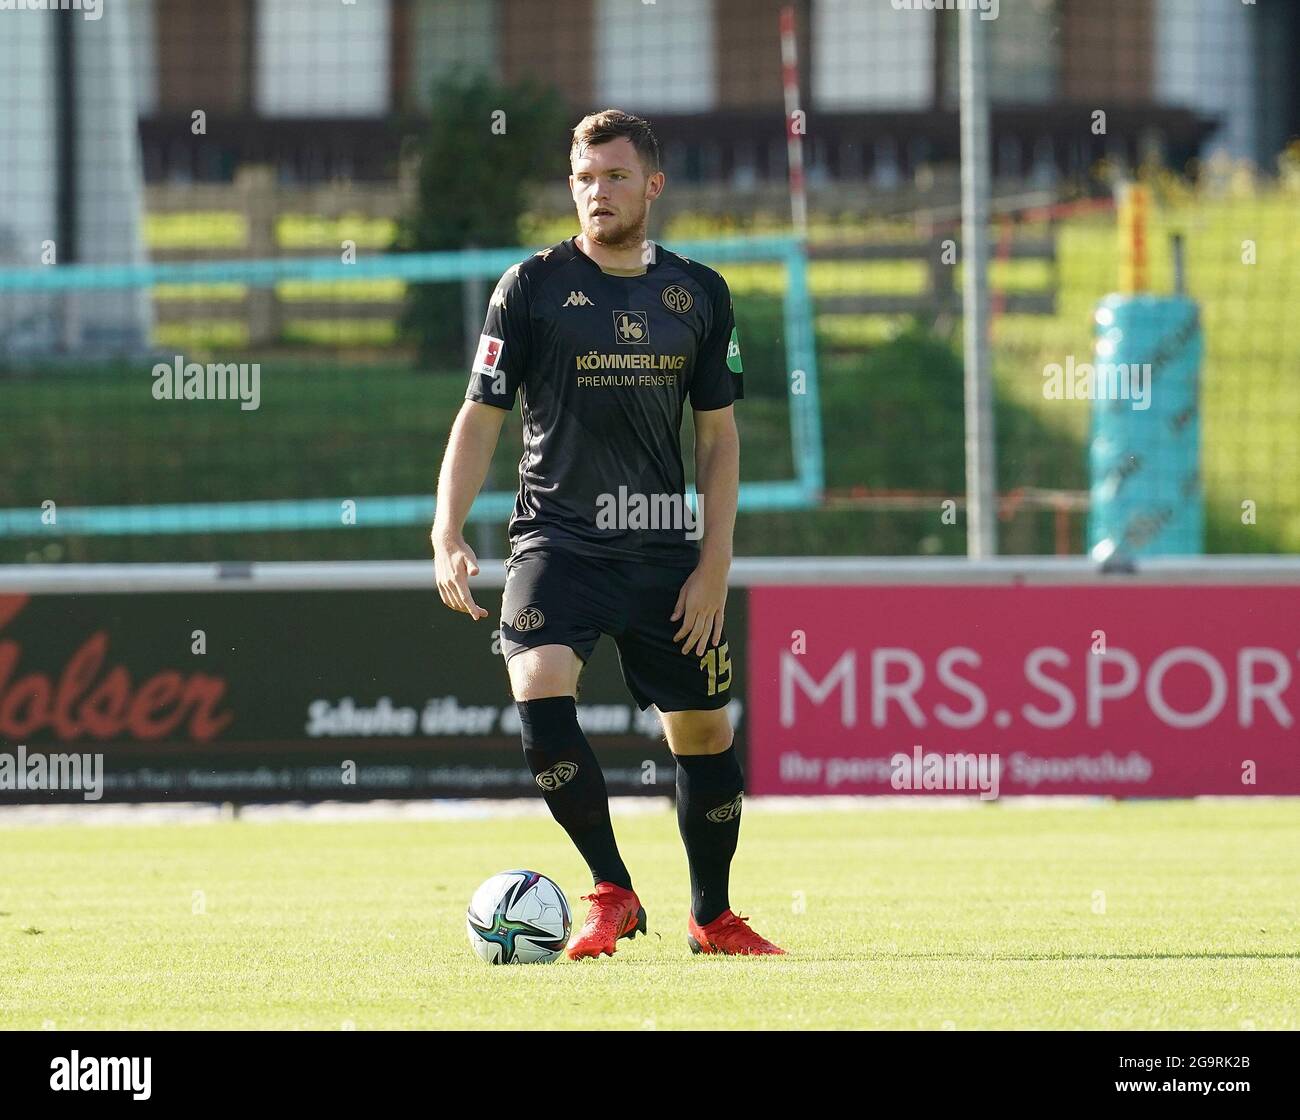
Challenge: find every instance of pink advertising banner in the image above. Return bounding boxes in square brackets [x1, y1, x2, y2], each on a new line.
[747, 586, 1300, 797]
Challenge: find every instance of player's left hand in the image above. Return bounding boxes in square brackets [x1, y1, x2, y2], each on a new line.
[670, 559, 729, 656]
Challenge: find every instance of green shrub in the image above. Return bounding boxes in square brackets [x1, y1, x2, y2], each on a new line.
[398, 72, 569, 367]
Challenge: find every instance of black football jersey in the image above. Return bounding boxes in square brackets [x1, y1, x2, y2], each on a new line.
[464, 236, 744, 566]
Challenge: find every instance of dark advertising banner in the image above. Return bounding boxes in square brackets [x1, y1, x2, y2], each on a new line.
[0, 589, 746, 803]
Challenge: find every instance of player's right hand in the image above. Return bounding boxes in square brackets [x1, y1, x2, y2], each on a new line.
[433, 533, 489, 620]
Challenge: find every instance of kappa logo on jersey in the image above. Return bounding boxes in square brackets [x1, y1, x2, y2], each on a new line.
[512, 606, 545, 632]
[613, 310, 650, 345]
[562, 290, 595, 307]
[706, 792, 743, 823]
[473, 333, 504, 374]
[661, 284, 693, 314]
[535, 761, 578, 791]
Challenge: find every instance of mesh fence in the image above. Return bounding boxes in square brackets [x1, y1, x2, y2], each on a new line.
[0, 0, 1296, 562]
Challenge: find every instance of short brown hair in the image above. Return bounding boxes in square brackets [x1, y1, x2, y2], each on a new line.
[570, 109, 661, 177]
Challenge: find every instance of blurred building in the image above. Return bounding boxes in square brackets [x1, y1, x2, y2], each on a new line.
[127, 0, 1297, 186]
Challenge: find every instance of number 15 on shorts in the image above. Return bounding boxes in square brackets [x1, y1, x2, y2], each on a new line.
[700, 642, 732, 696]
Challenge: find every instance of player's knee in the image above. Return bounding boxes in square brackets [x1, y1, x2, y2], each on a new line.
[665, 711, 734, 756]
[507, 645, 581, 701]
[697, 724, 735, 756]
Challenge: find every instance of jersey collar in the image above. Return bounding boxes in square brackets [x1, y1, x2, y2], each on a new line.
[569, 235, 660, 277]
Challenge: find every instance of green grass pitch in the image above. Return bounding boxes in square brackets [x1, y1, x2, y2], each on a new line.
[1, 799, 1296, 1030]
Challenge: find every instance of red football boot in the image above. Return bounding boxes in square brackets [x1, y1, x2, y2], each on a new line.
[565, 881, 647, 960]
[687, 908, 786, 955]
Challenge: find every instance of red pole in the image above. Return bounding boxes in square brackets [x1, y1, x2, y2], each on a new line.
[780, 6, 807, 239]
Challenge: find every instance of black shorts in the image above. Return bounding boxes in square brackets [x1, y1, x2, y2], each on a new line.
[499, 546, 735, 712]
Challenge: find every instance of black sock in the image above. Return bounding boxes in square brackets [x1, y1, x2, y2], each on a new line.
[517, 696, 632, 891]
[674, 744, 744, 926]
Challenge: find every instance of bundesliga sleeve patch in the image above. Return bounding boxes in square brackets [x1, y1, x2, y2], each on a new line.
[726, 326, 743, 373]
[473, 334, 504, 374]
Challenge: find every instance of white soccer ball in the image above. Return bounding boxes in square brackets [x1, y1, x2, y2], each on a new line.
[466, 870, 572, 964]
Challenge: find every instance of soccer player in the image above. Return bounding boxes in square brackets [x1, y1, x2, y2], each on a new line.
[432, 109, 783, 959]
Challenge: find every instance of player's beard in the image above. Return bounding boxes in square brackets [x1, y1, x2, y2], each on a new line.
[583, 199, 648, 251]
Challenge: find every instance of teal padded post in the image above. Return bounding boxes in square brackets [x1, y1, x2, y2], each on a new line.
[1088, 294, 1204, 559]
